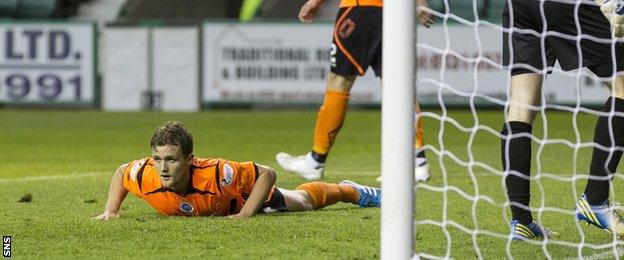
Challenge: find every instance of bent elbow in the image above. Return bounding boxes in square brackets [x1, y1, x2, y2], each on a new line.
[263, 168, 277, 185]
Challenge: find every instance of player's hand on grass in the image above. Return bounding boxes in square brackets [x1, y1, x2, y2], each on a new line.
[299, 0, 323, 24]
[225, 213, 251, 219]
[91, 211, 120, 220]
[417, 0, 435, 28]
[596, 0, 624, 37]
[226, 213, 243, 219]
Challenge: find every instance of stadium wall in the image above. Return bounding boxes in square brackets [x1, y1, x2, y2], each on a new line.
[102, 24, 199, 111]
[0, 20, 608, 110]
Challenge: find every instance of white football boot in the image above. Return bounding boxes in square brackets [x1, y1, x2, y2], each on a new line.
[414, 156, 430, 182]
[275, 152, 324, 180]
[376, 152, 430, 182]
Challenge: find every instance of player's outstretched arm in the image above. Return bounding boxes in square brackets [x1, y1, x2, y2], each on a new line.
[92, 164, 129, 220]
[299, 0, 324, 24]
[595, 0, 624, 37]
[230, 164, 276, 218]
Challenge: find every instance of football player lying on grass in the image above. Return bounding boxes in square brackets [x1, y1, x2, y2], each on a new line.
[92, 121, 381, 219]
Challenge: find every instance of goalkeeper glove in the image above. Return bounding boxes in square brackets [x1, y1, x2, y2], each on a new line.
[595, 0, 624, 37]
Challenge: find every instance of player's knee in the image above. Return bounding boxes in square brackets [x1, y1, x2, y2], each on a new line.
[326, 73, 356, 92]
[300, 193, 315, 211]
[297, 190, 316, 211]
[282, 189, 315, 211]
[609, 76, 624, 100]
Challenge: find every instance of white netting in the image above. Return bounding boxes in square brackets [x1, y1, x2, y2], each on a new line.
[412, 0, 624, 258]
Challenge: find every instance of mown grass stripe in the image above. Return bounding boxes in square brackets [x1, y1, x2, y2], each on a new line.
[0, 172, 108, 183]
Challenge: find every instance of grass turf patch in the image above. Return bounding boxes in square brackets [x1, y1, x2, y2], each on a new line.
[1, 109, 623, 258]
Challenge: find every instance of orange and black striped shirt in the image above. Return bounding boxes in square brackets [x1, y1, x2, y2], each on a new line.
[339, 0, 382, 7]
[122, 157, 276, 216]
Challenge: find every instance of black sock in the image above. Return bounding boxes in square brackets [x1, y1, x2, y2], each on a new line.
[501, 121, 533, 225]
[311, 151, 327, 163]
[416, 149, 426, 159]
[585, 97, 624, 205]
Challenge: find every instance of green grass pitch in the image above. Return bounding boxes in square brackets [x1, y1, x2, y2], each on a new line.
[1, 108, 623, 258]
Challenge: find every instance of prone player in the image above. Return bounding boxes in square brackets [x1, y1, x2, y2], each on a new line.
[93, 121, 382, 219]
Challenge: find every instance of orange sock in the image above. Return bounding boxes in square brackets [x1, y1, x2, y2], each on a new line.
[312, 90, 350, 155]
[414, 103, 425, 149]
[295, 182, 359, 209]
[415, 115, 425, 148]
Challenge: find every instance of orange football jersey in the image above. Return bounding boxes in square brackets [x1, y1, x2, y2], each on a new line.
[122, 157, 275, 216]
[339, 0, 382, 7]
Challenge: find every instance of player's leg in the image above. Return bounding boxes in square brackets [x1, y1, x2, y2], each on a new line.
[276, 6, 380, 180]
[367, 12, 431, 183]
[278, 189, 315, 212]
[372, 32, 430, 183]
[376, 102, 431, 183]
[583, 75, 624, 205]
[275, 73, 356, 180]
[280, 183, 353, 211]
[504, 73, 560, 240]
[576, 67, 624, 237]
[311, 73, 357, 159]
[501, 0, 558, 240]
[549, 0, 624, 236]
[414, 102, 430, 182]
[280, 180, 381, 211]
[503, 72, 542, 225]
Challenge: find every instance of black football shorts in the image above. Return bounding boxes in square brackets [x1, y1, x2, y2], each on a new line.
[260, 188, 288, 213]
[330, 6, 382, 77]
[502, 0, 624, 77]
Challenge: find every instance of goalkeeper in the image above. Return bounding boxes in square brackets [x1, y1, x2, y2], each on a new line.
[502, 0, 624, 240]
[276, 0, 435, 182]
[92, 121, 381, 220]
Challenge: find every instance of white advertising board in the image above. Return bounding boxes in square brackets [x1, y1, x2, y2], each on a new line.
[204, 22, 609, 107]
[202, 23, 381, 105]
[0, 22, 96, 105]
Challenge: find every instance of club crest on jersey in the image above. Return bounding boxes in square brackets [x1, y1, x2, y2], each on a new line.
[221, 163, 234, 186]
[129, 159, 146, 181]
[180, 202, 194, 214]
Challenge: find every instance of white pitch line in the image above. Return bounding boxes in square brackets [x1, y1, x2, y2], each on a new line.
[564, 247, 624, 260]
[328, 170, 380, 176]
[0, 172, 110, 183]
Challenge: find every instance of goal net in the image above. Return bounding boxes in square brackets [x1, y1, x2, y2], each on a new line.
[382, 0, 624, 258]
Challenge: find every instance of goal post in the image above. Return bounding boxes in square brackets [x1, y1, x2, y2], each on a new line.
[380, 0, 415, 258]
